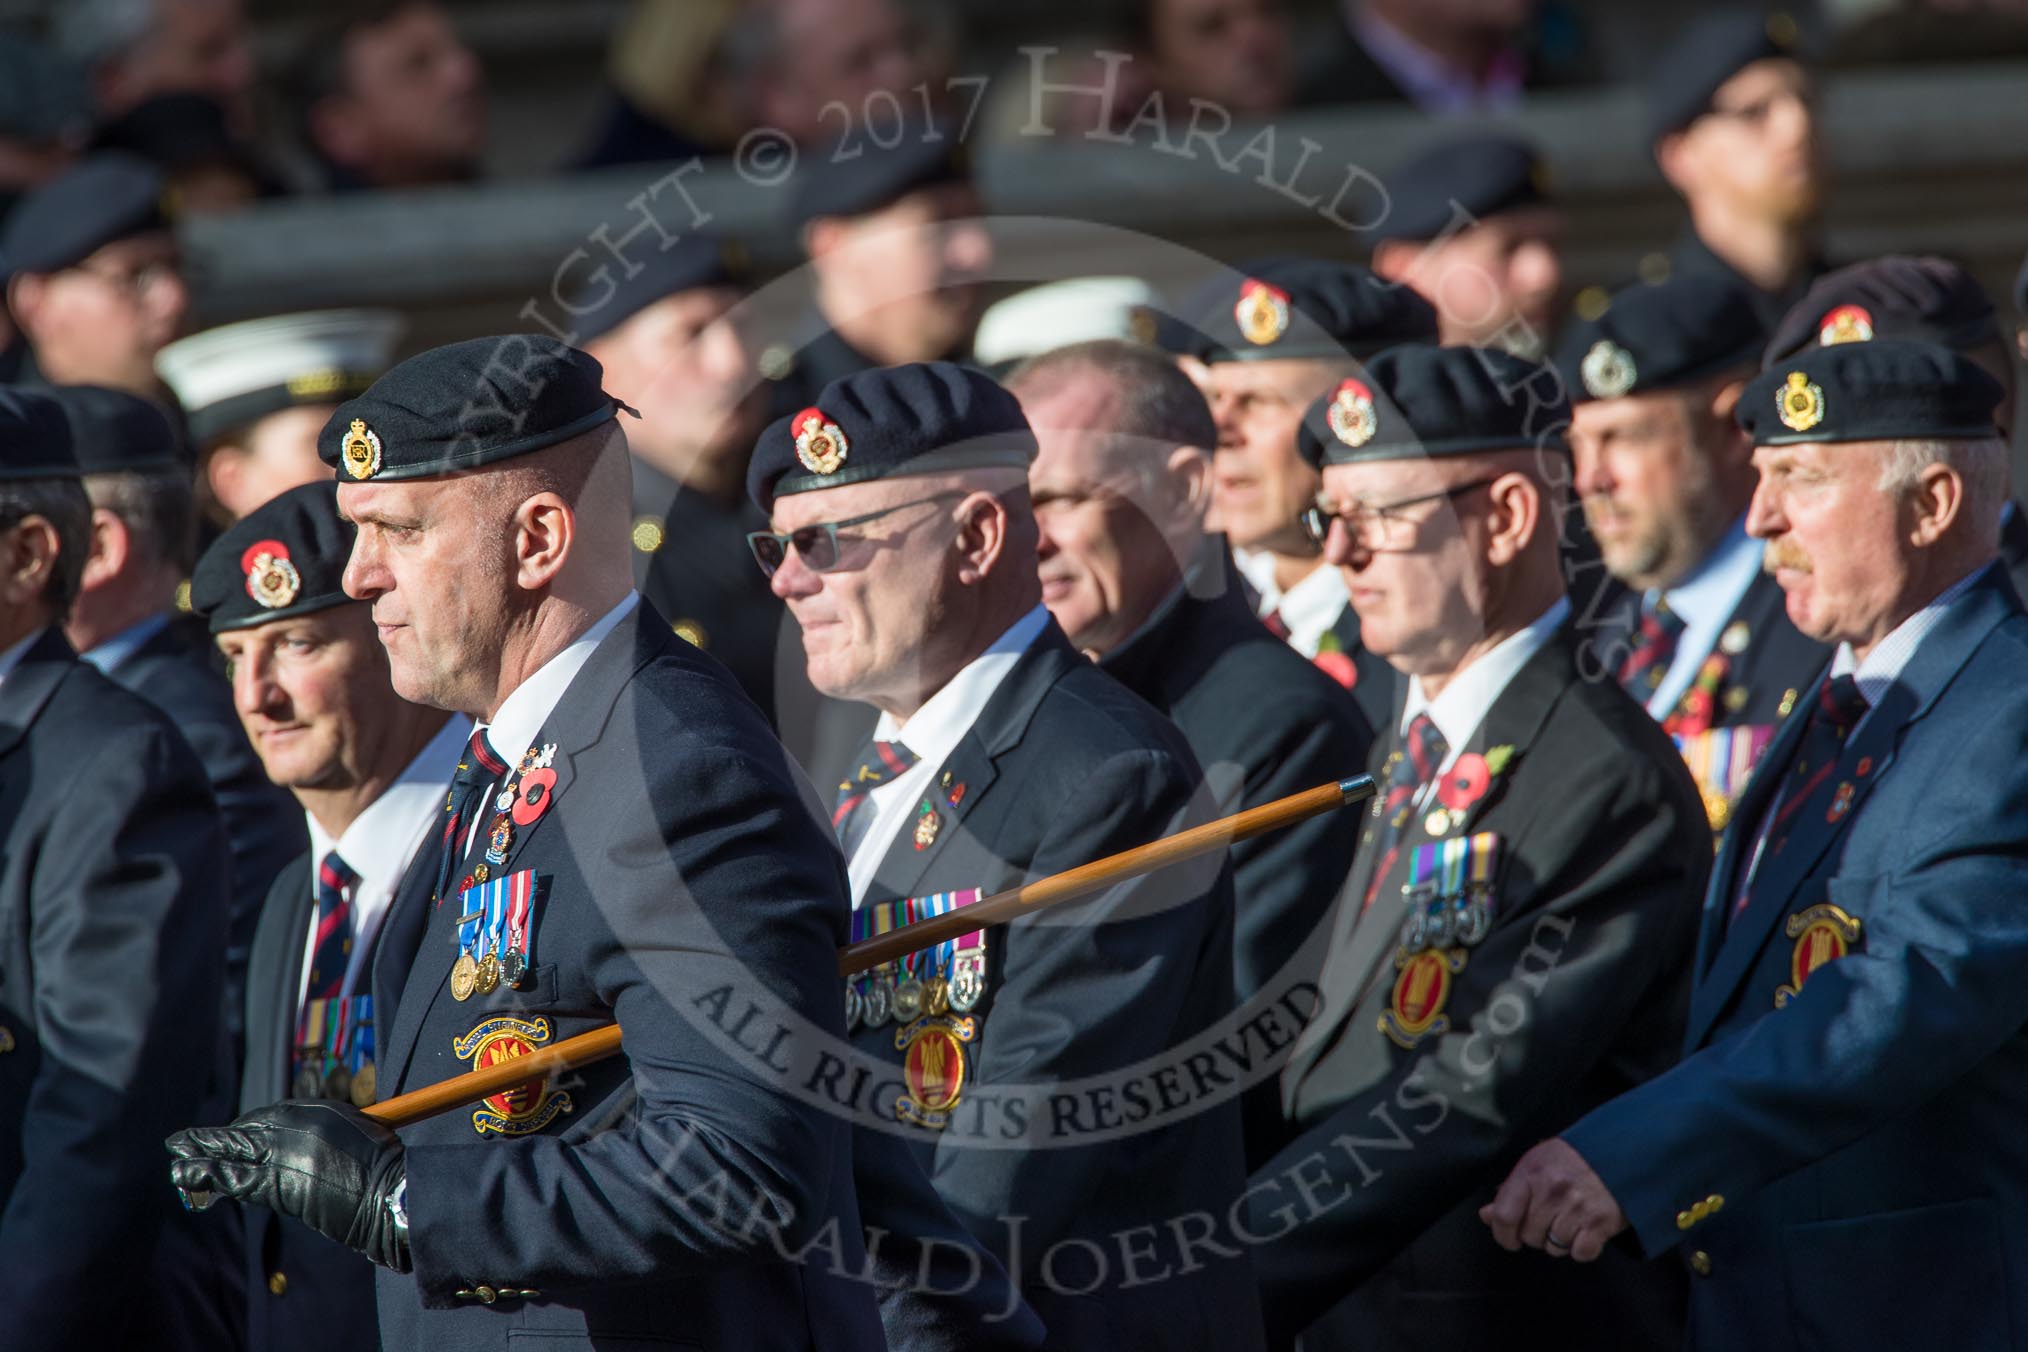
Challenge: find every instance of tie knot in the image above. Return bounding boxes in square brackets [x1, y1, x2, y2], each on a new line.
[1817, 673, 1869, 730]
[317, 850, 358, 895]
[1404, 713, 1448, 781]
[458, 728, 510, 786]
[1642, 600, 1686, 641]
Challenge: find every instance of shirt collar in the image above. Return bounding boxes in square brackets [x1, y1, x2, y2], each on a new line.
[80, 612, 172, 674]
[0, 629, 41, 688]
[480, 593, 639, 773]
[1830, 562, 1992, 708]
[1402, 596, 1570, 749]
[1659, 516, 1759, 621]
[874, 603, 1050, 765]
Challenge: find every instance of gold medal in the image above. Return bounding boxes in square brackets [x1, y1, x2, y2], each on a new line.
[923, 976, 950, 1017]
[350, 1060, 377, 1108]
[1424, 807, 1452, 836]
[450, 953, 479, 1002]
[475, 951, 501, 996]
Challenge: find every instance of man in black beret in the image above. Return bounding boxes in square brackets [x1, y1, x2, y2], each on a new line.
[167, 335, 890, 1350]
[1764, 254, 2028, 596]
[0, 386, 235, 1352]
[1007, 338, 1371, 1151]
[1246, 343, 1708, 1351]
[1183, 256, 1436, 729]
[1368, 132, 1564, 353]
[782, 119, 993, 402]
[1558, 277, 1829, 836]
[191, 481, 465, 1352]
[49, 383, 306, 1082]
[573, 234, 790, 725]
[2, 152, 189, 398]
[1648, 10, 1828, 326]
[750, 359, 1258, 1348]
[1489, 340, 2028, 1352]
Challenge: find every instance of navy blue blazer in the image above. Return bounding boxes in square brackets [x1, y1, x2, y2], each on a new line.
[1566, 564, 2028, 1352]
[102, 616, 308, 1069]
[845, 620, 1261, 1351]
[238, 853, 383, 1352]
[367, 599, 884, 1350]
[0, 627, 235, 1351]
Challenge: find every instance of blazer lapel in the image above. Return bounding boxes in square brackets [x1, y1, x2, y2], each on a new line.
[0, 627, 76, 761]
[1686, 569, 2017, 1044]
[378, 604, 666, 1093]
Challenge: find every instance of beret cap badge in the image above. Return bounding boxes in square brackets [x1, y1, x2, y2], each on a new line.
[1580, 339, 1638, 400]
[342, 418, 383, 480]
[1818, 304, 1875, 346]
[1234, 279, 1291, 346]
[792, 407, 849, 476]
[1326, 378, 1378, 448]
[241, 539, 301, 609]
[1778, 370, 1826, 432]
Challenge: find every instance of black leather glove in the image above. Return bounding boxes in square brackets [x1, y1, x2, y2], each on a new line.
[167, 1100, 412, 1272]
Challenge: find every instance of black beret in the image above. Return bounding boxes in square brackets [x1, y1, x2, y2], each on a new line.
[1763, 256, 1999, 367]
[1555, 275, 1766, 403]
[1647, 10, 1805, 144]
[191, 481, 357, 634]
[0, 387, 79, 480]
[569, 235, 749, 343]
[1376, 134, 1550, 244]
[1297, 344, 1569, 469]
[791, 120, 969, 226]
[1182, 258, 1439, 364]
[317, 335, 629, 483]
[1737, 339, 2003, 447]
[747, 360, 1034, 514]
[46, 385, 186, 474]
[0, 152, 170, 275]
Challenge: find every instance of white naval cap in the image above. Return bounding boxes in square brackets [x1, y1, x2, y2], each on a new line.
[156, 308, 405, 445]
[972, 276, 1163, 371]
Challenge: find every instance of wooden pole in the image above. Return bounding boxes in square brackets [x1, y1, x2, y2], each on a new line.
[363, 775, 1375, 1127]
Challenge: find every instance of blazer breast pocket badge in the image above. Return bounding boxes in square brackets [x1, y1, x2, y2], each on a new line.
[453, 1014, 574, 1136]
[1381, 833, 1500, 1050]
[1774, 902, 1862, 1007]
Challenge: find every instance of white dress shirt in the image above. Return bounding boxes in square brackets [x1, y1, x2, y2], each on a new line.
[846, 604, 1051, 905]
[1829, 563, 1988, 734]
[299, 712, 472, 1004]
[1398, 597, 1571, 805]
[1233, 547, 1351, 658]
[1646, 515, 1763, 718]
[79, 612, 172, 674]
[481, 592, 640, 773]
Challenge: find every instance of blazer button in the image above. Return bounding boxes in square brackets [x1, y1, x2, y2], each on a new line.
[1706, 1193, 1725, 1213]
[267, 1272, 288, 1297]
[1690, 1251, 1712, 1277]
[1676, 1209, 1694, 1231]
[475, 1284, 497, 1304]
[0, 1026, 13, 1054]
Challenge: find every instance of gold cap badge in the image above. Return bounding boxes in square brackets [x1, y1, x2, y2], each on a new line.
[1325, 377, 1378, 448]
[342, 418, 383, 480]
[1234, 278, 1290, 346]
[1777, 370, 1825, 432]
[792, 407, 849, 475]
[1580, 339, 1638, 399]
[241, 539, 301, 609]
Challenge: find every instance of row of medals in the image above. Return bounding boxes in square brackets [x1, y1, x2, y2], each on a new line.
[1399, 884, 1495, 953]
[297, 1054, 377, 1110]
[451, 942, 528, 1002]
[847, 971, 976, 1032]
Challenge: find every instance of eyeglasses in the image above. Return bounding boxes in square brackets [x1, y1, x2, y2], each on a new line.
[68, 257, 182, 301]
[747, 492, 966, 578]
[1300, 476, 1499, 551]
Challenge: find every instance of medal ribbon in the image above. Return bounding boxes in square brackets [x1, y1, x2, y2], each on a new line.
[507, 869, 535, 965]
[484, 877, 510, 959]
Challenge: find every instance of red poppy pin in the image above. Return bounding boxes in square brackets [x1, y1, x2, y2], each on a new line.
[512, 767, 558, 826]
[1436, 744, 1516, 814]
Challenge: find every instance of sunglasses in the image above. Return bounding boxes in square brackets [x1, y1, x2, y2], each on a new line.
[746, 492, 967, 578]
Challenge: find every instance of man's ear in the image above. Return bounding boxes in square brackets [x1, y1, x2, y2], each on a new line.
[205, 445, 252, 520]
[0, 517, 61, 613]
[803, 216, 846, 264]
[1653, 129, 1696, 197]
[511, 493, 575, 592]
[1906, 462, 1965, 549]
[1482, 471, 1543, 567]
[7, 273, 46, 339]
[1166, 445, 1213, 528]
[953, 491, 1011, 586]
[79, 506, 130, 594]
